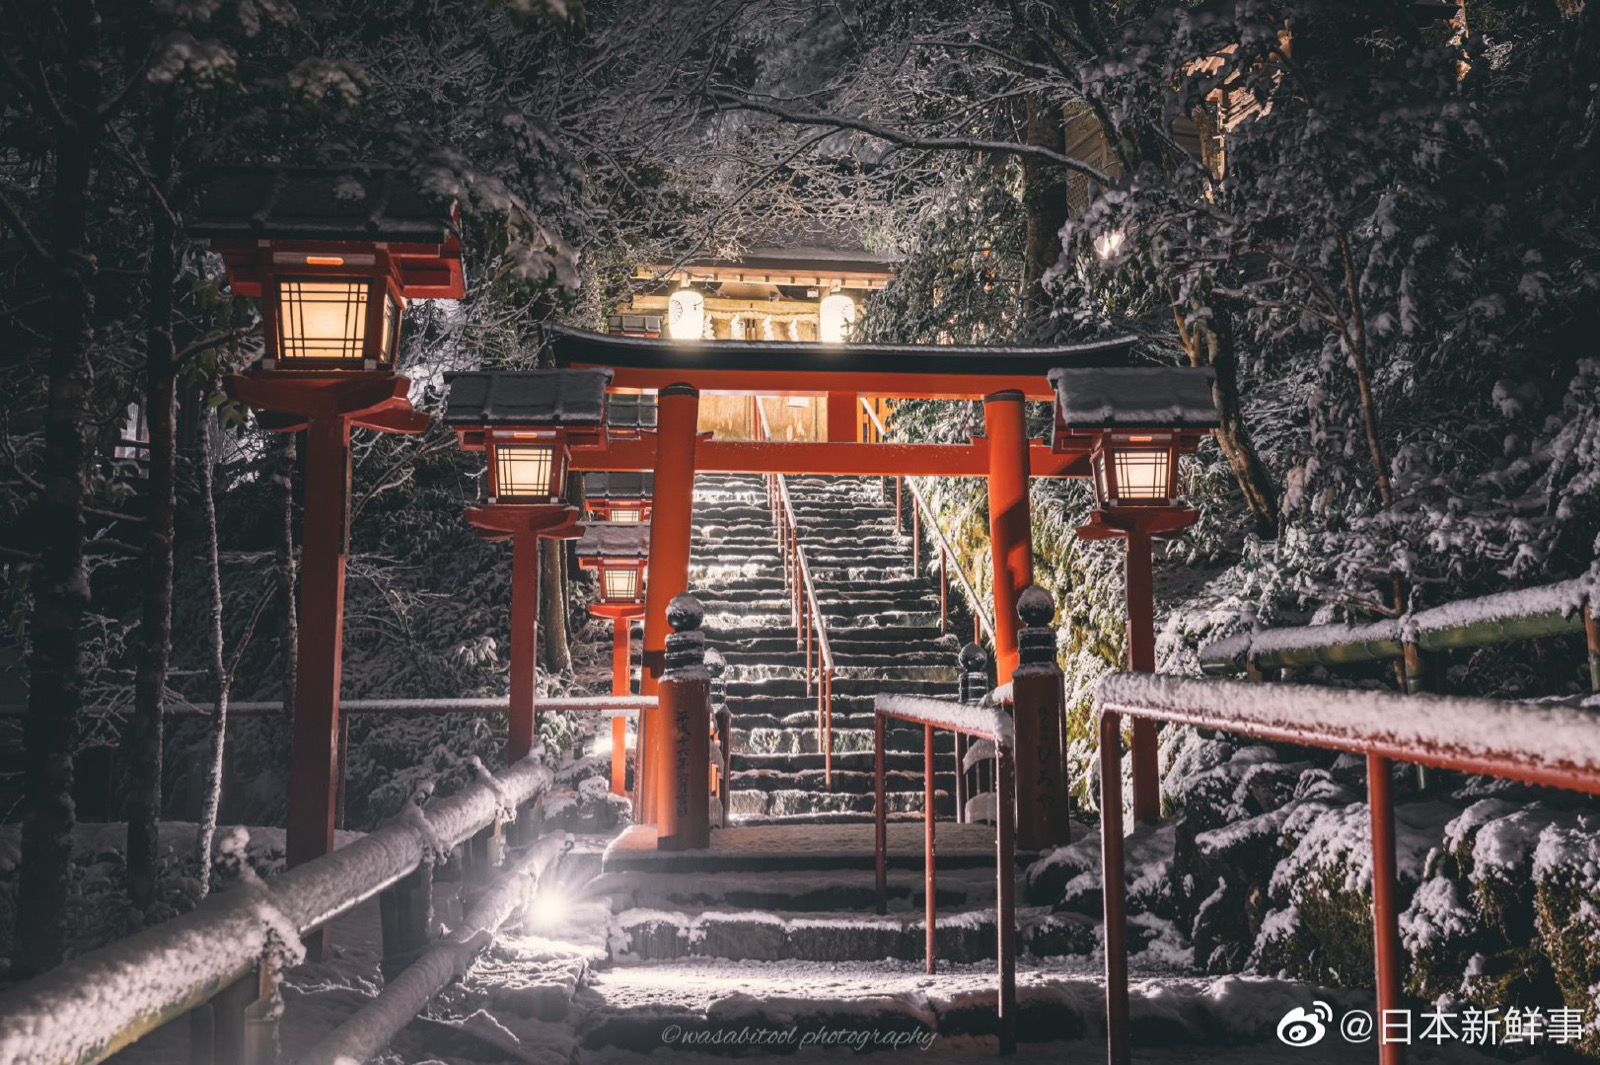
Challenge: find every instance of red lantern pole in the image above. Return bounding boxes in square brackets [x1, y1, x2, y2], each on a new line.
[983, 390, 1034, 683]
[590, 601, 645, 796]
[1077, 508, 1196, 826]
[225, 373, 429, 959]
[466, 504, 583, 761]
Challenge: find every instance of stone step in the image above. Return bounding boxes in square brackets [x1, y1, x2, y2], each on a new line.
[592, 866, 991, 914]
[732, 726, 956, 756]
[729, 787, 954, 819]
[728, 767, 954, 794]
[605, 906, 1092, 964]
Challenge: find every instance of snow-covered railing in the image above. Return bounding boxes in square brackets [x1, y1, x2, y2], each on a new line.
[756, 398, 837, 786]
[1092, 672, 1600, 1065]
[1199, 575, 1599, 681]
[871, 692, 1017, 1055]
[859, 398, 997, 648]
[0, 695, 659, 719]
[0, 754, 554, 1065]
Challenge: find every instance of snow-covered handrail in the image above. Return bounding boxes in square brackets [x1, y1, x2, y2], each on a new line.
[859, 397, 996, 648]
[1199, 575, 1597, 674]
[0, 695, 662, 720]
[1097, 672, 1600, 793]
[290, 832, 570, 1065]
[873, 692, 1013, 745]
[0, 755, 553, 1065]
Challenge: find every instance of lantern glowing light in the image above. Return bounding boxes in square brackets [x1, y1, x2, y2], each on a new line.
[667, 284, 705, 340]
[489, 440, 563, 502]
[819, 292, 857, 343]
[603, 567, 641, 603]
[1089, 433, 1179, 508]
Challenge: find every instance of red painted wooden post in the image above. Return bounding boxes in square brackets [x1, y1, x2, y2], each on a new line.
[508, 528, 540, 761]
[1012, 586, 1070, 849]
[1124, 526, 1160, 825]
[640, 384, 700, 826]
[287, 415, 352, 879]
[1099, 710, 1130, 1065]
[984, 390, 1034, 684]
[657, 594, 710, 850]
[995, 741, 1017, 1057]
[611, 618, 631, 795]
[874, 711, 888, 915]
[924, 721, 937, 974]
[1369, 754, 1405, 1065]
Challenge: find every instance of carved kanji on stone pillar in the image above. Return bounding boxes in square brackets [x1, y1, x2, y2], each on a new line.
[1011, 585, 1070, 849]
[657, 594, 711, 850]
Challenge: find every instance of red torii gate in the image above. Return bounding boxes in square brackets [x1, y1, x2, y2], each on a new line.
[542, 326, 1137, 830]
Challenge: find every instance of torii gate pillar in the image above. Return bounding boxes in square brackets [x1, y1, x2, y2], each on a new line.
[984, 390, 1034, 683]
[639, 384, 701, 825]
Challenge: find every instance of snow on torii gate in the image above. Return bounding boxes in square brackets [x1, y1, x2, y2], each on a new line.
[543, 326, 1138, 829]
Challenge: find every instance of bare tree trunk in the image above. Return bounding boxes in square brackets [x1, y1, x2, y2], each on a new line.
[540, 537, 571, 673]
[195, 406, 228, 897]
[1021, 95, 1069, 318]
[125, 95, 176, 919]
[17, 0, 103, 977]
[1181, 300, 1280, 539]
[274, 433, 298, 729]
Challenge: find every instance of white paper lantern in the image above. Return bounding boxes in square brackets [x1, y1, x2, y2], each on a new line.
[819, 293, 857, 343]
[667, 285, 705, 340]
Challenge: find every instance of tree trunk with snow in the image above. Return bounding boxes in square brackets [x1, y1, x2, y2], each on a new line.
[195, 406, 229, 896]
[540, 537, 571, 673]
[1021, 94, 1069, 319]
[125, 96, 176, 918]
[16, 0, 103, 977]
[274, 432, 298, 730]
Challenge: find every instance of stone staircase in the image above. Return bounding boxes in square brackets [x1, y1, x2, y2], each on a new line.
[689, 473, 963, 825]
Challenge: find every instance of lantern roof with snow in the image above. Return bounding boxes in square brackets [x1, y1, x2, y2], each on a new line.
[584, 472, 654, 500]
[188, 166, 465, 300]
[443, 368, 615, 429]
[1048, 367, 1219, 432]
[575, 521, 652, 560]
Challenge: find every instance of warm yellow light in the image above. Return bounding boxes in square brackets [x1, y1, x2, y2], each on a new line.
[603, 567, 640, 601]
[819, 293, 856, 343]
[494, 444, 557, 500]
[275, 279, 370, 362]
[1093, 229, 1126, 260]
[667, 286, 704, 340]
[609, 508, 641, 523]
[1111, 447, 1170, 501]
[305, 255, 346, 266]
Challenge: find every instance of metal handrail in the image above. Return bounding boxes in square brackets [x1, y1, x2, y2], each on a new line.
[858, 398, 997, 648]
[1094, 672, 1600, 1065]
[871, 692, 1016, 1056]
[754, 399, 837, 787]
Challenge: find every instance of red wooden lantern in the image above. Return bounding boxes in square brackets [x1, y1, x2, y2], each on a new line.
[443, 368, 616, 503]
[582, 471, 655, 523]
[1048, 366, 1218, 520]
[577, 522, 651, 606]
[191, 167, 464, 372]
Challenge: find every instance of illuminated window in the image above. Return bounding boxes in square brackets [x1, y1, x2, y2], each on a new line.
[603, 567, 640, 602]
[275, 279, 370, 362]
[493, 444, 556, 500]
[1111, 448, 1170, 501]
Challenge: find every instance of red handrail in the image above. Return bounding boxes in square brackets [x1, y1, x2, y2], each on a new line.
[1094, 672, 1600, 1065]
[872, 692, 1016, 1056]
[754, 398, 837, 787]
[858, 398, 996, 648]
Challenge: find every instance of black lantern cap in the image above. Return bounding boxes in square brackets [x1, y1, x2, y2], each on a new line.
[187, 166, 457, 244]
[575, 521, 651, 559]
[1048, 367, 1219, 431]
[443, 367, 615, 427]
